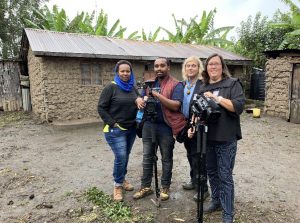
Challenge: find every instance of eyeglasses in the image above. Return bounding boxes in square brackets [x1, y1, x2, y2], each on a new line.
[208, 63, 221, 67]
[186, 64, 198, 68]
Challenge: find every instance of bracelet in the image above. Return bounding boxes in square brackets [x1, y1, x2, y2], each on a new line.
[217, 96, 223, 104]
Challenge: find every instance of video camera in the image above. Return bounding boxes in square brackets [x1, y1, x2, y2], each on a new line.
[137, 80, 161, 118]
[191, 94, 221, 122]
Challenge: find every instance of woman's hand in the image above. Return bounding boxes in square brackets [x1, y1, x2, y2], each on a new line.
[204, 91, 218, 102]
[204, 91, 235, 112]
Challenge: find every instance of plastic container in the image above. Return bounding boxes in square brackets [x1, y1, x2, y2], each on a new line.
[253, 108, 261, 118]
[136, 109, 144, 123]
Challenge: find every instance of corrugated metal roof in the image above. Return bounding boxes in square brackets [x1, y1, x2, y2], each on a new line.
[23, 28, 251, 64]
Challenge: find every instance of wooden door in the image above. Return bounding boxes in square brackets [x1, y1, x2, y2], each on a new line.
[290, 64, 300, 123]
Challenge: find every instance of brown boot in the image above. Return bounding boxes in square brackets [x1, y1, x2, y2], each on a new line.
[123, 180, 134, 191]
[113, 186, 123, 202]
[133, 187, 153, 199]
[160, 187, 170, 201]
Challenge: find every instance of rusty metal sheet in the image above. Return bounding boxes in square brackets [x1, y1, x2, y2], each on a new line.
[22, 28, 251, 65]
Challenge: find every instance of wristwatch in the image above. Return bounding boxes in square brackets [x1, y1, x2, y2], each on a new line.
[216, 96, 223, 104]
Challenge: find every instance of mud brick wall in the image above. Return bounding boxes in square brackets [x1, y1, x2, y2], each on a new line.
[264, 56, 300, 119]
[28, 52, 145, 122]
[27, 51, 249, 123]
[28, 49, 46, 119]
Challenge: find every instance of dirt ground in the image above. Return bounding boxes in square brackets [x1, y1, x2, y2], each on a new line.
[0, 111, 299, 223]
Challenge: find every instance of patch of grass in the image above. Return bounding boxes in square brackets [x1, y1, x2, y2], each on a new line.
[0, 111, 31, 127]
[85, 187, 133, 223]
[85, 187, 154, 223]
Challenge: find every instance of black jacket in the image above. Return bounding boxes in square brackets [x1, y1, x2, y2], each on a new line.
[197, 77, 245, 142]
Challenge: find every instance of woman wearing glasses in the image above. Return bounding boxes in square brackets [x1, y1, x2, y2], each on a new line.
[189, 53, 245, 223]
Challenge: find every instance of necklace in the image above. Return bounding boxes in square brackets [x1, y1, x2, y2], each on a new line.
[186, 79, 196, 95]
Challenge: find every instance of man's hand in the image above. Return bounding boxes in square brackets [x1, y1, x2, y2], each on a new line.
[187, 126, 195, 138]
[135, 97, 145, 109]
[151, 90, 160, 99]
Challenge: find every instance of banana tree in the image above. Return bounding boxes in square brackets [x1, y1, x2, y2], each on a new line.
[25, 5, 68, 31]
[270, 0, 300, 49]
[161, 10, 234, 47]
[160, 14, 196, 43]
[190, 9, 234, 46]
[24, 5, 138, 39]
[140, 27, 161, 41]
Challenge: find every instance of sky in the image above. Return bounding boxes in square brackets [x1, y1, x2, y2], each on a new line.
[46, 0, 294, 39]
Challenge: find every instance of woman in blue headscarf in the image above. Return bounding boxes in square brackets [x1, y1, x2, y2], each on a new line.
[98, 60, 144, 202]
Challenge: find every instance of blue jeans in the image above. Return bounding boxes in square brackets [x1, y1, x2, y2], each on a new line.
[141, 122, 175, 188]
[104, 126, 136, 186]
[206, 140, 237, 221]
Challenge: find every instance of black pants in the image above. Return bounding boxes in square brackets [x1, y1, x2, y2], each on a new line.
[184, 136, 208, 192]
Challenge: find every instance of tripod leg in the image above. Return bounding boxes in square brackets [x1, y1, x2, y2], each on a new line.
[151, 145, 161, 207]
[196, 124, 208, 223]
[196, 124, 203, 223]
[150, 121, 161, 207]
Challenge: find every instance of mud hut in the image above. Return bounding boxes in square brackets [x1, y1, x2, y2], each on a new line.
[20, 28, 251, 123]
[264, 49, 300, 124]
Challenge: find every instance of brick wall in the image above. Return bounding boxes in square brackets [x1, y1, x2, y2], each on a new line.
[28, 52, 248, 123]
[28, 54, 146, 122]
[28, 48, 46, 119]
[264, 56, 300, 119]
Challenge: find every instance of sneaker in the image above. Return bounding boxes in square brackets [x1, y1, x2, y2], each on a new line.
[182, 180, 195, 190]
[133, 187, 153, 199]
[113, 186, 123, 202]
[193, 190, 210, 201]
[203, 201, 222, 213]
[123, 180, 134, 191]
[160, 187, 170, 201]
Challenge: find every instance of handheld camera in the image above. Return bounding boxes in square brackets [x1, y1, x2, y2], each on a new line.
[191, 95, 221, 123]
[137, 80, 161, 118]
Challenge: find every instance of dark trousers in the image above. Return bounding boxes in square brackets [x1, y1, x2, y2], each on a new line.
[141, 122, 175, 188]
[206, 140, 237, 221]
[184, 136, 208, 192]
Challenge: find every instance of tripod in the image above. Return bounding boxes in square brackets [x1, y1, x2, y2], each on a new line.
[145, 111, 161, 207]
[195, 121, 208, 223]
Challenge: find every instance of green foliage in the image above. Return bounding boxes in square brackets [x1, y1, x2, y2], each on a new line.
[0, 0, 46, 59]
[85, 187, 133, 222]
[24, 5, 68, 31]
[160, 14, 191, 43]
[233, 11, 292, 68]
[141, 27, 161, 41]
[234, 13, 269, 68]
[24, 5, 138, 39]
[160, 9, 234, 47]
[233, 2, 300, 68]
[269, 0, 300, 49]
[85, 187, 154, 223]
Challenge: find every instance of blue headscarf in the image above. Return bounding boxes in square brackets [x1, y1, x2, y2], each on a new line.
[113, 63, 135, 92]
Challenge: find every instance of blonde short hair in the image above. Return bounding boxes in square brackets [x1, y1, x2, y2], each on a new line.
[182, 56, 204, 80]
